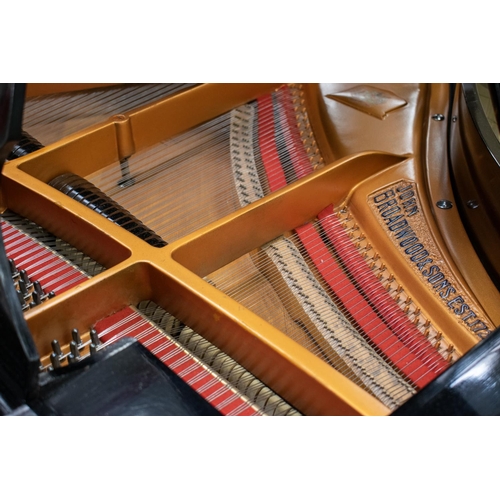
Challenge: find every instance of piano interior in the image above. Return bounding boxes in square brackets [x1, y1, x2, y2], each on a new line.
[2, 82, 500, 415]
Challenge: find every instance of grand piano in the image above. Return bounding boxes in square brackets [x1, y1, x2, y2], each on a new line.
[1, 83, 500, 415]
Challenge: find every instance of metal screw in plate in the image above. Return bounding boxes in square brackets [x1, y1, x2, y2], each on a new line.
[467, 200, 479, 209]
[452, 116, 458, 122]
[432, 114, 445, 121]
[436, 199, 453, 209]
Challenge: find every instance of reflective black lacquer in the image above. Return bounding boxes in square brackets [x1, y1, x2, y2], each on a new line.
[393, 327, 500, 415]
[0, 83, 40, 410]
[32, 338, 221, 416]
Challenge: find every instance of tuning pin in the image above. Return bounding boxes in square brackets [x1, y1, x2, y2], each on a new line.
[9, 259, 19, 279]
[70, 341, 80, 359]
[32, 281, 48, 302]
[90, 328, 100, 345]
[19, 269, 32, 289]
[67, 353, 76, 365]
[16, 290, 29, 311]
[32, 290, 42, 306]
[50, 352, 61, 369]
[33, 280, 43, 294]
[89, 343, 98, 356]
[18, 279, 29, 296]
[51, 339, 63, 358]
[71, 328, 82, 347]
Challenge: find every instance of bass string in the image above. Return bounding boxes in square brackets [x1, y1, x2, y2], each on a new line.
[205, 254, 329, 355]
[204, 255, 417, 409]
[89, 113, 232, 193]
[206, 221, 447, 386]
[24, 83, 193, 127]
[24, 83, 195, 144]
[203, 273, 414, 409]
[89, 96, 301, 198]
[87, 114, 237, 239]
[85, 90, 318, 241]
[205, 247, 378, 362]
[204, 247, 416, 404]
[91, 84, 307, 186]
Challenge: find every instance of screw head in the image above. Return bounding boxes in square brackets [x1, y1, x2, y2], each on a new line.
[467, 200, 479, 209]
[436, 199, 453, 209]
[432, 114, 445, 121]
[452, 116, 458, 122]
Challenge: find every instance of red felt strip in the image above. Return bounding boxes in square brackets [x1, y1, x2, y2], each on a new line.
[317, 206, 449, 376]
[96, 309, 260, 415]
[295, 222, 439, 388]
[254, 100, 446, 387]
[278, 85, 314, 180]
[1, 220, 87, 294]
[257, 93, 288, 192]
